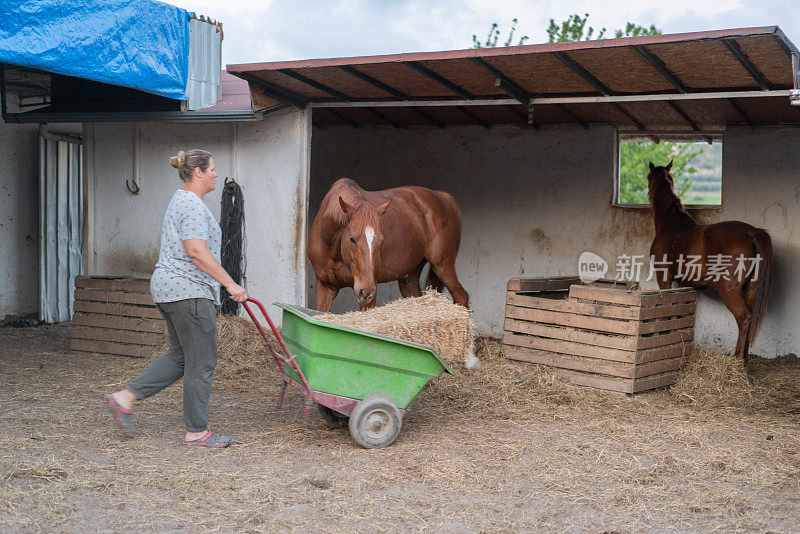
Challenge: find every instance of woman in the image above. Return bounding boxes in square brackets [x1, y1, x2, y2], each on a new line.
[106, 149, 247, 448]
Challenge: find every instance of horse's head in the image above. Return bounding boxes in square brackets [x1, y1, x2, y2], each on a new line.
[647, 160, 676, 203]
[647, 160, 674, 189]
[338, 196, 392, 304]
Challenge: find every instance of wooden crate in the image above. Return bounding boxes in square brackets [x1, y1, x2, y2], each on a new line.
[503, 276, 696, 394]
[70, 276, 165, 357]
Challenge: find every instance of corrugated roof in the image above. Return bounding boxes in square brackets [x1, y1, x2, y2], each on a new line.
[227, 27, 800, 132]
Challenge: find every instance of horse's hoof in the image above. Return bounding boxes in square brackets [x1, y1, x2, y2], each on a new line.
[464, 353, 482, 372]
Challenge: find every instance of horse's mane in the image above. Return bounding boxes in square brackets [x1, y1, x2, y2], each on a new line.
[648, 169, 695, 230]
[319, 178, 375, 230]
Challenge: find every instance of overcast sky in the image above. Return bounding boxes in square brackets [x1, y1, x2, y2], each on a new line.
[169, 0, 800, 67]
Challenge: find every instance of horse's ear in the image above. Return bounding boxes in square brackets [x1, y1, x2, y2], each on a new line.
[648, 162, 656, 173]
[376, 199, 392, 216]
[338, 196, 353, 216]
[666, 160, 673, 172]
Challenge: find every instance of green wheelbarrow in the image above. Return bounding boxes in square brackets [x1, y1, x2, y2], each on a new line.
[242, 298, 453, 448]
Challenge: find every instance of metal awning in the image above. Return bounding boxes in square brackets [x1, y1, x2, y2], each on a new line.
[227, 26, 800, 133]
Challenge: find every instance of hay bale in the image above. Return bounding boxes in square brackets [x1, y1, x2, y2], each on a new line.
[152, 314, 279, 382]
[315, 291, 473, 365]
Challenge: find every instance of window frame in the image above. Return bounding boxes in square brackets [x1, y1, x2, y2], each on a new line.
[613, 132, 724, 210]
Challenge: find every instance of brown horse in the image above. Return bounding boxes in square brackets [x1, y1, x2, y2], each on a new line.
[308, 178, 469, 313]
[647, 161, 774, 362]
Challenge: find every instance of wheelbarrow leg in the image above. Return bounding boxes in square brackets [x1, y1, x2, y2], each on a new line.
[300, 398, 313, 429]
[277, 381, 287, 409]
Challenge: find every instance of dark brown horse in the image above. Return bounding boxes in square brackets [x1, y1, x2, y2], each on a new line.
[308, 178, 469, 313]
[647, 161, 774, 362]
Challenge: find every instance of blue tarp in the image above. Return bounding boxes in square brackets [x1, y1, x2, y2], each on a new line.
[0, 0, 191, 100]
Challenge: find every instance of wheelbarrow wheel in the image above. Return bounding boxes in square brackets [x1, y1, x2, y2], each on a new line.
[317, 403, 347, 426]
[348, 394, 402, 449]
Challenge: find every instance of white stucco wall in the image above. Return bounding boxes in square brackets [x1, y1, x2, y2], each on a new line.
[694, 126, 800, 357]
[310, 123, 800, 357]
[0, 119, 39, 318]
[87, 108, 310, 322]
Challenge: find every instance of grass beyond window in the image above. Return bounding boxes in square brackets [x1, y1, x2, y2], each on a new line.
[618, 139, 722, 206]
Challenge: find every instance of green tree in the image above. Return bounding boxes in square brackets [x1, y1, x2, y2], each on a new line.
[619, 141, 702, 204]
[546, 13, 607, 42]
[473, 15, 706, 205]
[472, 18, 529, 48]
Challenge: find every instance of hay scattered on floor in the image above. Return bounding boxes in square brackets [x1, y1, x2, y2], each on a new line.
[5, 325, 800, 532]
[315, 291, 473, 365]
[152, 314, 279, 382]
[670, 345, 800, 411]
[421, 337, 627, 417]
[670, 346, 753, 408]
[150, 309, 800, 418]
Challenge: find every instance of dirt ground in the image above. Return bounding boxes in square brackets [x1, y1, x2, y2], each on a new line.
[1, 324, 799, 533]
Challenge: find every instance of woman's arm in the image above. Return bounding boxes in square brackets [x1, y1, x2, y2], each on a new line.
[183, 239, 248, 302]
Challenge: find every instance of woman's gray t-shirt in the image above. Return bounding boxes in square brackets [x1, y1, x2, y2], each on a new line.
[150, 189, 222, 304]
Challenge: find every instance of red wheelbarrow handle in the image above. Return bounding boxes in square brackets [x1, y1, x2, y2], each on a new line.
[242, 298, 313, 398]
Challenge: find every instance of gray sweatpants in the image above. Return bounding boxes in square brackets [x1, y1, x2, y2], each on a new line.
[127, 298, 218, 432]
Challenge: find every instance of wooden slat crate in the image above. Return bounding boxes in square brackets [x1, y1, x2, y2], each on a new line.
[503, 276, 696, 394]
[70, 276, 165, 357]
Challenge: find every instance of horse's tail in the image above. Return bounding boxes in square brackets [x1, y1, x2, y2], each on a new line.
[747, 228, 774, 347]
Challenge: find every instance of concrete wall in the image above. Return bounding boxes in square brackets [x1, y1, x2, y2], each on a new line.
[309, 123, 800, 357]
[87, 108, 311, 321]
[696, 126, 800, 357]
[0, 118, 39, 318]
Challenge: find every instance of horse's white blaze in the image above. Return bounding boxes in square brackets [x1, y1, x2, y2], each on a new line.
[365, 226, 375, 260]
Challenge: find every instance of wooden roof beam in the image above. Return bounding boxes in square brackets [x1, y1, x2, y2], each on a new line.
[327, 108, 359, 127]
[726, 98, 755, 127]
[235, 72, 308, 108]
[611, 103, 659, 143]
[667, 101, 713, 144]
[405, 62, 474, 100]
[278, 69, 351, 101]
[505, 105, 538, 128]
[410, 107, 445, 128]
[309, 89, 792, 108]
[771, 30, 800, 89]
[558, 104, 588, 129]
[470, 58, 531, 105]
[633, 45, 689, 94]
[364, 108, 400, 128]
[456, 106, 490, 129]
[723, 39, 773, 91]
[552, 51, 612, 96]
[338, 65, 409, 100]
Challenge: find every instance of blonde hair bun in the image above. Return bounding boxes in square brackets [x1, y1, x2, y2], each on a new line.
[170, 149, 212, 182]
[170, 151, 187, 170]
